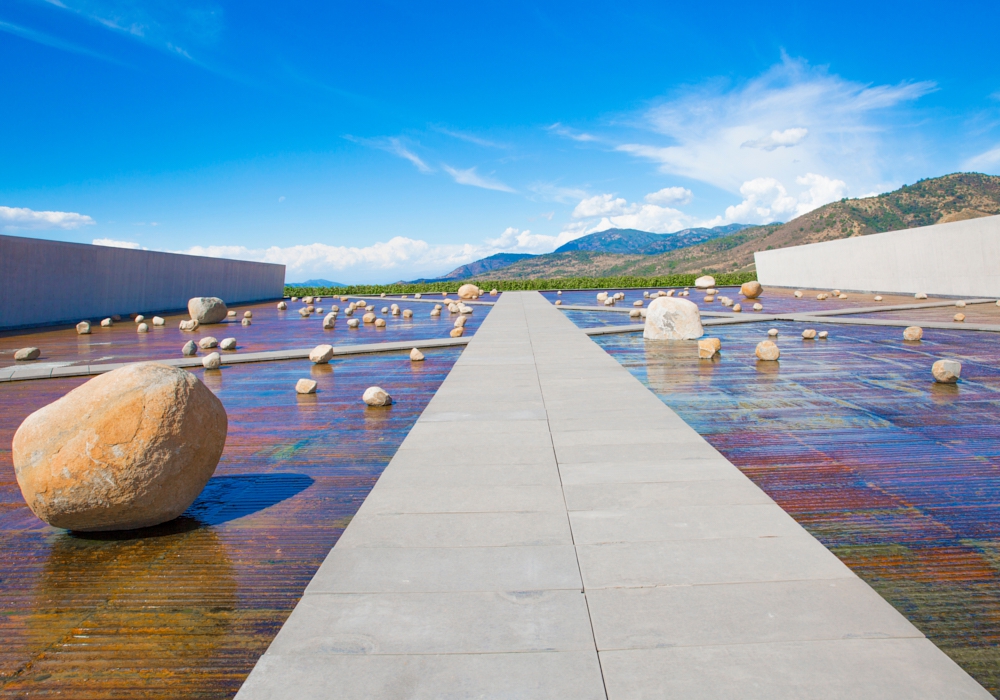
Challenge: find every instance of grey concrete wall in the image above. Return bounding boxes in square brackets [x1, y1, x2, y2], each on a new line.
[754, 214, 1000, 297]
[0, 235, 285, 330]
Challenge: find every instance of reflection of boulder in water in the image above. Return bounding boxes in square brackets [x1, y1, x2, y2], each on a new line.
[643, 338, 703, 395]
[23, 521, 238, 694]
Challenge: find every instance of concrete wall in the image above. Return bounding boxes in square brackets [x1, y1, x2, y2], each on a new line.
[754, 214, 1000, 297]
[0, 235, 285, 330]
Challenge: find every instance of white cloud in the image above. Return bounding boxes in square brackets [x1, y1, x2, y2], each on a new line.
[644, 186, 693, 206]
[573, 194, 629, 218]
[442, 165, 515, 192]
[93, 237, 146, 249]
[615, 56, 935, 195]
[591, 204, 690, 233]
[528, 182, 590, 203]
[704, 173, 847, 226]
[346, 135, 433, 173]
[432, 126, 505, 148]
[548, 123, 597, 142]
[964, 145, 1000, 170]
[484, 226, 586, 255]
[0, 206, 95, 230]
[741, 127, 808, 151]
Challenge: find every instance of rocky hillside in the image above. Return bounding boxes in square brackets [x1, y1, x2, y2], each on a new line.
[554, 224, 750, 255]
[494, 172, 1000, 278]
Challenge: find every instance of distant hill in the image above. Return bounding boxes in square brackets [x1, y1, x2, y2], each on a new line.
[555, 224, 751, 255]
[487, 173, 1000, 278]
[287, 279, 346, 287]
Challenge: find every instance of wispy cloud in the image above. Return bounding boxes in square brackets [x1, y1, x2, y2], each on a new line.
[432, 126, 505, 148]
[442, 165, 515, 192]
[741, 127, 808, 151]
[963, 145, 1000, 170]
[345, 136, 433, 173]
[1, 206, 95, 230]
[0, 19, 121, 64]
[548, 123, 597, 142]
[528, 182, 590, 203]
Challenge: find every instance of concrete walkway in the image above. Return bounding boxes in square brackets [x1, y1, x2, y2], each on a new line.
[236, 291, 990, 699]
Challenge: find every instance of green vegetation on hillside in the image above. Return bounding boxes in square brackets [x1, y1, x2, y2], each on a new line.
[284, 271, 757, 297]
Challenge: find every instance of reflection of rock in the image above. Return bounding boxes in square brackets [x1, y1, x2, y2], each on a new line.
[26, 523, 236, 687]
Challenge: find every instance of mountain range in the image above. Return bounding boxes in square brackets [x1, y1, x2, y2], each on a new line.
[423, 173, 1000, 280]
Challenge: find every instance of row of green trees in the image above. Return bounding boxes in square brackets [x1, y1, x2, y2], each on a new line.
[285, 272, 757, 297]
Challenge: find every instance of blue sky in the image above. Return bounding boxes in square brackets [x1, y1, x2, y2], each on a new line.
[2, 0, 1000, 282]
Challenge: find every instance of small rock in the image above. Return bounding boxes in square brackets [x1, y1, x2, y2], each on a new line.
[227, 310, 237, 318]
[340, 296, 349, 302]
[629, 309, 641, 318]
[76, 321, 91, 335]
[188, 297, 228, 324]
[134, 315, 144, 323]
[802, 329, 817, 339]
[291, 296, 299, 302]
[199, 337, 218, 349]
[277, 301, 288, 310]
[633, 300, 643, 307]
[460, 305, 473, 314]
[706, 288, 718, 295]
[554, 300, 562, 306]
[903, 326, 923, 341]
[356, 300, 368, 308]
[363, 386, 392, 406]
[818, 331, 828, 339]
[306, 305, 316, 313]
[430, 308, 442, 316]
[816, 293, 829, 300]
[136, 323, 148, 333]
[403, 309, 414, 318]
[380, 292, 387, 298]
[309, 344, 334, 364]
[298, 308, 311, 317]
[698, 338, 721, 359]
[101, 318, 113, 327]
[410, 348, 425, 361]
[363, 312, 376, 323]
[303, 296, 314, 304]
[323, 313, 336, 329]
[832, 290, 841, 296]
[755, 340, 780, 361]
[180, 319, 200, 331]
[753, 303, 763, 311]
[415, 293, 423, 299]
[347, 318, 360, 328]
[704, 295, 715, 303]
[202, 352, 221, 370]
[643, 291, 650, 298]
[152, 316, 165, 326]
[454, 316, 467, 328]
[793, 291, 803, 298]
[14, 347, 40, 361]
[768, 328, 778, 336]
[382, 307, 390, 313]
[374, 318, 386, 327]
[643, 297, 704, 340]
[219, 338, 237, 351]
[315, 297, 322, 302]
[458, 284, 479, 299]
[241, 318, 251, 326]
[597, 292, 609, 302]
[915, 292, 928, 300]
[295, 378, 318, 394]
[244, 311, 253, 319]
[732, 303, 742, 312]
[556, 291, 562, 295]
[932, 359, 961, 383]
[741, 281, 763, 299]
[694, 275, 715, 289]
[182, 340, 198, 356]
[450, 327, 465, 337]
[954, 313, 966, 322]
[874, 296, 883, 301]
[955, 301, 966, 308]
[490, 289, 498, 296]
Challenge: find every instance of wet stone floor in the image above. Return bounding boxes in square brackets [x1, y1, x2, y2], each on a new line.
[585, 318, 1000, 696]
[0, 348, 463, 699]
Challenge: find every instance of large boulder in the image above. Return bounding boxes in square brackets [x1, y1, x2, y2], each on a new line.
[643, 297, 704, 340]
[694, 275, 715, 289]
[12, 363, 227, 531]
[741, 281, 763, 299]
[188, 297, 228, 324]
[932, 359, 961, 383]
[457, 284, 480, 299]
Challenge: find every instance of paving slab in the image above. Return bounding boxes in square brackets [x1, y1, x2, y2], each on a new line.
[236, 291, 991, 699]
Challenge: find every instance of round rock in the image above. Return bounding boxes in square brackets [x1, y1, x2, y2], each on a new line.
[767, 328, 778, 337]
[202, 352, 221, 370]
[199, 336, 218, 349]
[363, 386, 392, 406]
[741, 281, 763, 299]
[954, 313, 966, 322]
[219, 338, 237, 351]
[76, 321, 91, 335]
[694, 275, 715, 289]
[932, 359, 961, 383]
[136, 323, 149, 333]
[802, 329, 817, 339]
[347, 318, 360, 328]
[643, 297, 703, 340]
[755, 340, 780, 361]
[12, 362, 227, 531]
[903, 326, 923, 341]
[188, 297, 228, 324]
[152, 316, 165, 326]
[310, 344, 335, 364]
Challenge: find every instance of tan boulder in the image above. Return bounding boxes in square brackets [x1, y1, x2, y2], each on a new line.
[954, 313, 966, 322]
[136, 323, 148, 333]
[903, 326, 923, 341]
[295, 378, 318, 394]
[219, 338, 237, 351]
[12, 362, 226, 531]
[554, 300, 562, 306]
[403, 309, 413, 318]
[802, 329, 817, 339]
[188, 297, 228, 324]
[363, 386, 392, 406]
[454, 316, 467, 328]
[741, 281, 763, 299]
[694, 275, 715, 289]
[310, 344, 334, 363]
[356, 300, 367, 308]
[277, 301, 288, 310]
[410, 348, 425, 361]
[457, 284, 479, 299]
[703, 295, 715, 303]
[450, 327, 465, 337]
[303, 296, 314, 304]
[643, 297, 703, 341]
[698, 338, 721, 359]
[76, 321, 91, 335]
[490, 289, 498, 296]
[932, 359, 961, 383]
[755, 340, 780, 361]
[15, 347, 40, 361]
[363, 312, 376, 323]
[374, 318, 386, 327]
[202, 352, 221, 369]
[199, 337, 218, 349]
